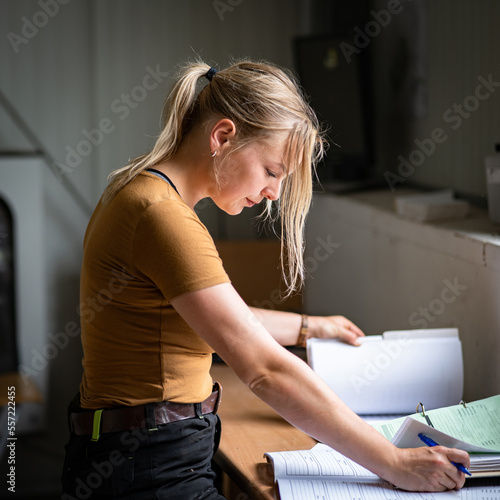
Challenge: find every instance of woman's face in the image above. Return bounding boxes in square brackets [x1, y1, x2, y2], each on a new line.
[212, 137, 288, 215]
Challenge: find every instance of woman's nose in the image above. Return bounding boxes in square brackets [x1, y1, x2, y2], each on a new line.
[262, 178, 282, 201]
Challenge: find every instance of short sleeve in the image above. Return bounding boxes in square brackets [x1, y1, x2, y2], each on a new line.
[131, 199, 230, 302]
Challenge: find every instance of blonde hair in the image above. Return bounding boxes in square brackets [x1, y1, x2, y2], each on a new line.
[103, 58, 326, 297]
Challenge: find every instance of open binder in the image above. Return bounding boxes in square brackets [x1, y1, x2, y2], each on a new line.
[265, 395, 500, 500]
[307, 328, 463, 415]
[372, 394, 500, 478]
[265, 329, 499, 499]
[307, 327, 500, 476]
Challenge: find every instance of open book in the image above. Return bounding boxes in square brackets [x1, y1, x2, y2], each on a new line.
[307, 328, 463, 415]
[265, 443, 500, 499]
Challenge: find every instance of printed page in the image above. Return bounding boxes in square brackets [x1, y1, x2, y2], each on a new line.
[461, 482, 500, 499]
[307, 332, 463, 415]
[277, 478, 461, 500]
[265, 443, 380, 482]
[391, 417, 500, 454]
[277, 477, 500, 500]
[373, 396, 500, 452]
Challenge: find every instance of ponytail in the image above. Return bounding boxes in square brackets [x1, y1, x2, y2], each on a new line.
[102, 58, 326, 297]
[102, 61, 212, 204]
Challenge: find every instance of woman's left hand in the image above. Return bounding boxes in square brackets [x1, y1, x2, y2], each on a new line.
[308, 315, 365, 346]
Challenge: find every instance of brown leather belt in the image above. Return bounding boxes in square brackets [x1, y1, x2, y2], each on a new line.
[70, 382, 221, 436]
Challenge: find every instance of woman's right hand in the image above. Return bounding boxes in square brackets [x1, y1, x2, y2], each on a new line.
[383, 445, 470, 492]
[171, 282, 470, 494]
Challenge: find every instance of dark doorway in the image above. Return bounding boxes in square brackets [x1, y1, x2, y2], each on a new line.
[0, 196, 17, 373]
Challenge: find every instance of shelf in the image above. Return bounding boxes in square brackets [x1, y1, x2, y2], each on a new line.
[313, 188, 500, 271]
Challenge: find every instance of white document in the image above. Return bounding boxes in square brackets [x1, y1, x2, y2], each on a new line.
[391, 396, 500, 478]
[265, 443, 380, 483]
[370, 395, 500, 478]
[277, 478, 461, 499]
[392, 413, 500, 454]
[267, 444, 500, 499]
[307, 328, 463, 415]
[372, 395, 500, 454]
[276, 479, 500, 499]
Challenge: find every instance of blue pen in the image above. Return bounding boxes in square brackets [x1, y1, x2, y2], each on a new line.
[418, 433, 471, 476]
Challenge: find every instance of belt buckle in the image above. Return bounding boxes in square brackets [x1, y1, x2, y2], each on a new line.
[212, 381, 222, 414]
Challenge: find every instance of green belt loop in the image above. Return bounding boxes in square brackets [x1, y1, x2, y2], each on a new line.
[91, 409, 104, 442]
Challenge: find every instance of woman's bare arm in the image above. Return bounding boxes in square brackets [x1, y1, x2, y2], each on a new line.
[249, 306, 365, 346]
[171, 282, 469, 492]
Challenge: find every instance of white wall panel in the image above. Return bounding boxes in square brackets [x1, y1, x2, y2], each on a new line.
[304, 192, 500, 402]
[372, 0, 500, 199]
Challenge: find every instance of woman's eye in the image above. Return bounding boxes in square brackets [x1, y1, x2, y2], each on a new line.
[266, 169, 276, 178]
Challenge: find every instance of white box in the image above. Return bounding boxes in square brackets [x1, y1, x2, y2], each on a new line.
[394, 190, 469, 222]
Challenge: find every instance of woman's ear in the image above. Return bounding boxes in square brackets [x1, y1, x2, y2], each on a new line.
[210, 119, 236, 154]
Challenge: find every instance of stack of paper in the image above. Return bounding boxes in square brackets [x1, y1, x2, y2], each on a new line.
[266, 396, 500, 498]
[266, 439, 500, 499]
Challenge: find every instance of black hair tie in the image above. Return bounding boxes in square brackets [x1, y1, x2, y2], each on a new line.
[205, 67, 217, 82]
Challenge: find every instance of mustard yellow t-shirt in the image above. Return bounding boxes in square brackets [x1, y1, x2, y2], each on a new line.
[79, 171, 230, 409]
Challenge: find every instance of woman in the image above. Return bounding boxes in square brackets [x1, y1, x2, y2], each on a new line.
[62, 59, 468, 499]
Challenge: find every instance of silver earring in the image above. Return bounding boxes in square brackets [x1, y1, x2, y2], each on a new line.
[211, 150, 217, 157]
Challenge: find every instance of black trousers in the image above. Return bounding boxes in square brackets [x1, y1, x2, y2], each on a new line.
[61, 406, 226, 500]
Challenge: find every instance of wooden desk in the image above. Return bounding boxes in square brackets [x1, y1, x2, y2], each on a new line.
[211, 363, 316, 500]
[0, 372, 43, 460]
[0, 372, 43, 406]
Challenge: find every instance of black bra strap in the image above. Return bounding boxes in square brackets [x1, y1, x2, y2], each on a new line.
[146, 168, 180, 195]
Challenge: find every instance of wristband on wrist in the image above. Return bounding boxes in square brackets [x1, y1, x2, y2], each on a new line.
[296, 314, 309, 347]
